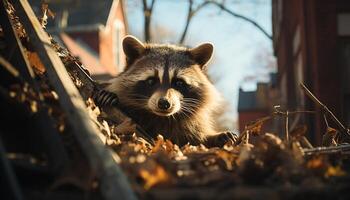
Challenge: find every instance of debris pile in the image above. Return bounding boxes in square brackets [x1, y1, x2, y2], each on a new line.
[1, 1, 350, 199]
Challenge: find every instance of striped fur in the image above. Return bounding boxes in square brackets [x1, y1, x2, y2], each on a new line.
[106, 36, 224, 146]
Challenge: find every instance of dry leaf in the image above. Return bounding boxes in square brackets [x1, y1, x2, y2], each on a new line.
[139, 165, 170, 190]
[216, 150, 237, 170]
[322, 127, 338, 146]
[290, 125, 308, 139]
[40, 4, 55, 28]
[30, 100, 38, 113]
[27, 51, 45, 74]
[244, 116, 271, 136]
[306, 156, 327, 170]
[151, 135, 165, 153]
[325, 165, 346, 178]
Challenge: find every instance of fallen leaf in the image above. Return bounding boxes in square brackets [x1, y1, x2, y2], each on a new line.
[290, 125, 308, 138]
[216, 150, 237, 170]
[325, 165, 346, 178]
[244, 116, 271, 136]
[139, 165, 170, 190]
[322, 127, 338, 146]
[26, 51, 45, 74]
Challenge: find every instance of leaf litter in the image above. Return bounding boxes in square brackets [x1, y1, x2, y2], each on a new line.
[2, 2, 350, 199]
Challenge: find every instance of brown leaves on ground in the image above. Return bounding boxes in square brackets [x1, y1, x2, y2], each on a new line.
[40, 3, 55, 29]
[306, 155, 347, 178]
[290, 125, 308, 139]
[243, 116, 271, 136]
[26, 51, 46, 74]
[7, 2, 348, 196]
[139, 165, 170, 190]
[322, 127, 339, 146]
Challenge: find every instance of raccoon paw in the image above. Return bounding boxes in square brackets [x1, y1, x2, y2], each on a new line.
[93, 89, 119, 107]
[114, 118, 136, 135]
[205, 131, 239, 148]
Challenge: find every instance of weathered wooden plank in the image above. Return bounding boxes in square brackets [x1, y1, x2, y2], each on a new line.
[0, 0, 69, 173]
[0, 135, 23, 200]
[64, 61, 154, 144]
[10, 0, 137, 199]
[0, 0, 35, 84]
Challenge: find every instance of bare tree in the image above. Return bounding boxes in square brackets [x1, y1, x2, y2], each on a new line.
[142, 0, 156, 42]
[137, 0, 272, 44]
[178, 0, 209, 44]
[178, 0, 272, 44]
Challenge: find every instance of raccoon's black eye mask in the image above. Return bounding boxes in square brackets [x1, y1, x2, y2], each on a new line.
[144, 77, 159, 87]
[141, 76, 189, 90]
[172, 78, 188, 90]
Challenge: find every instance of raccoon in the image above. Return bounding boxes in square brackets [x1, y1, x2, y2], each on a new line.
[97, 36, 237, 147]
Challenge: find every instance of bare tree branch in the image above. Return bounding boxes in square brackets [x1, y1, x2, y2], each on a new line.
[210, 1, 272, 40]
[142, 0, 156, 42]
[178, 0, 272, 44]
[179, 0, 211, 44]
[179, 0, 193, 44]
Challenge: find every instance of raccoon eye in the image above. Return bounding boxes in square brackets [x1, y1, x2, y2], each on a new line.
[174, 79, 186, 88]
[145, 77, 158, 86]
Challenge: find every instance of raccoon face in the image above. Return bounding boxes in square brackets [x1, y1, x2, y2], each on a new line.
[114, 35, 214, 118]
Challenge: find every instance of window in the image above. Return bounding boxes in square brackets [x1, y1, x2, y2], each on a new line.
[292, 25, 304, 108]
[337, 13, 350, 36]
[113, 21, 124, 71]
[337, 13, 350, 125]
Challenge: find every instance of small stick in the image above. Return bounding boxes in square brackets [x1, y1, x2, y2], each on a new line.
[323, 114, 329, 128]
[300, 83, 350, 137]
[301, 136, 313, 149]
[285, 110, 289, 142]
[303, 143, 350, 155]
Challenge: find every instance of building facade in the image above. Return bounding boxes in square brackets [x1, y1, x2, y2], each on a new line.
[272, 0, 350, 144]
[31, 0, 128, 78]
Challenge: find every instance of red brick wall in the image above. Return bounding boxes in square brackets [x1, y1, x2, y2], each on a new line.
[238, 111, 270, 133]
[273, 0, 345, 144]
[69, 31, 100, 53]
[99, 1, 126, 75]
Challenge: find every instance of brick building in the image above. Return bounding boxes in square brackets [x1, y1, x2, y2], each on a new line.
[31, 0, 128, 78]
[238, 84, 269, 133]
[272, 0, 350, 144]
[238, 74, 279, 133]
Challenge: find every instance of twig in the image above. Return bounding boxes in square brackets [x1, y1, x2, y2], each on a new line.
[209, 1, 272, 40]
[300, 83, 350, 137]
[178, 0, 272, 44]
[303, 144, 350, 155]
[286, 110, 289, 142]
[323, 114, 329, 128]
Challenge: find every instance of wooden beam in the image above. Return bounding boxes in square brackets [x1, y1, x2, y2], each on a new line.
[10, 1, 137, 199]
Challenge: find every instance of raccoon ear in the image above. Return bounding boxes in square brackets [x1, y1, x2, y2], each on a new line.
[123, 35, 145, 65]
[189, 43, 213, 68]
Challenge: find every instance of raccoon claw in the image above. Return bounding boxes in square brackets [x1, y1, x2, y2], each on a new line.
[205, 131, 239, 148]
[93, 90, 119, 107]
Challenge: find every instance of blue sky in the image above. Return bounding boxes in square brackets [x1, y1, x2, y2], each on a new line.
[126, 0, 275, 129]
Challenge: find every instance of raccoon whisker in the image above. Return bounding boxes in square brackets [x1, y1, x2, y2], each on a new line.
[182, 100, 200, 104]
[181, 104, 199, 113]
[182, 100, 200, 105]
[181, 99, 201, 105]
[183, 103, 200, 108]
[179, 108, 195, 118]
[182, 98, 201, 103]
[181, 104, 196, 111]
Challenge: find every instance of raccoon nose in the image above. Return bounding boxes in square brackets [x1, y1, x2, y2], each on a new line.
[158, 98, 170, 110]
